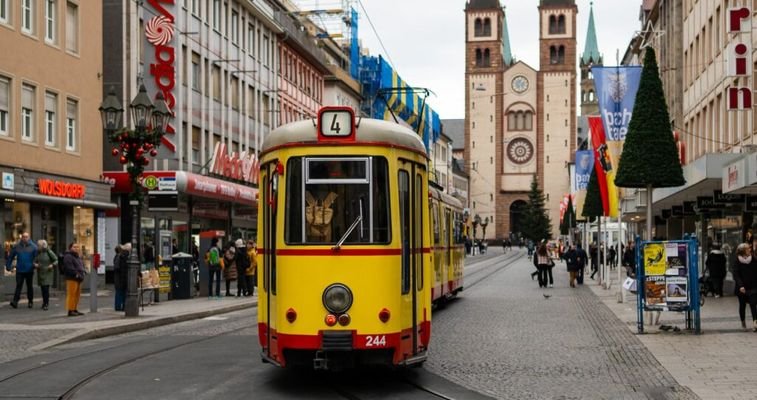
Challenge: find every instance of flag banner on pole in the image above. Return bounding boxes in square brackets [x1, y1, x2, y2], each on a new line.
[574, 150, 594, 219]
[592, 66, 642, 141]
[588, 116, 619, 217]
[575, 150, 594, 191]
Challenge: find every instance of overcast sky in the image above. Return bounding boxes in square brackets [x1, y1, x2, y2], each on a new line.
[356, 0, 643, 119]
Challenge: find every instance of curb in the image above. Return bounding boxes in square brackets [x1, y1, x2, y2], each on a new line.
[30, 300, 257, 351]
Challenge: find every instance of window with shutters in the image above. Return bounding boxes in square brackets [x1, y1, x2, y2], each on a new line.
[66, 2, 78, 53]
[0, 76, 9, 136]
[45, 0, 56, 43]
[21, 0, 33, 34]
[21, 84, 35, 142]
[45, 92, 57, 146]
[0, 0, 10, 25]
[66, 99, 77, 151]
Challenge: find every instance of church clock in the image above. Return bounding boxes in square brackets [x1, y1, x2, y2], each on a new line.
[511, 75, 529, 93]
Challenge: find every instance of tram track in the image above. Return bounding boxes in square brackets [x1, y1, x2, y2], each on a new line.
[0, 322, 250, 400]
[462, 250, 523, 290]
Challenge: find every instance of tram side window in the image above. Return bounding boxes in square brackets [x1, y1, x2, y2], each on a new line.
[432, 203, 440, 245]
[285, 156, 390, 245]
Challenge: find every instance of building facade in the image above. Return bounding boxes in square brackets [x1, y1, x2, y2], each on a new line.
[464, 0, 577, 240]
[0, 0, 111, 278]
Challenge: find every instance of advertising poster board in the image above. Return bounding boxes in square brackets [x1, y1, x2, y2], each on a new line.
[636, 237, 701, 334]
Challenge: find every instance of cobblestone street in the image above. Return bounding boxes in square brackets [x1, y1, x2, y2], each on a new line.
[426, 250, 699, 400]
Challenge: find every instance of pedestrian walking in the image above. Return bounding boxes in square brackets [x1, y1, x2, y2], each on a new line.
[733, 243, 757, 331]
[608, 245, 617, 270]
[622, 241, 636, 278]
[589, 242, 598, 280]
[33, 240, 57, 311]
[575, 243, 587, 285]
[206, 237, 222, 298]
[62, 242, 85, 316]
[5, 232, 38, 309]
[234, 239, 249, 297]
[221, 244, 238, 297]
[564, 244, 579, 288]
[245, 240, 257, 296]
[705, 243, 726, 298]
[533, 242, 554, 288]
[114, 243, 130, 311]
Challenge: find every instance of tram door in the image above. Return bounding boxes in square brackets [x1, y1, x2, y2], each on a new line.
[398, 162, 424, 357]
[261, 162, 279, 359]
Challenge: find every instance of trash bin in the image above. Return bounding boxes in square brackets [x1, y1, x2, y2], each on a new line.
[171, 252, 194, 300]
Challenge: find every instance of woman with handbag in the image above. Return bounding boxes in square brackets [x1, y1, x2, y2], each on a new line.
[62, 242, 86, 316]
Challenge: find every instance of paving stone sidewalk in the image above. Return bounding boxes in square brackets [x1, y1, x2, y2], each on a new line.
[589, 268, 757, 400]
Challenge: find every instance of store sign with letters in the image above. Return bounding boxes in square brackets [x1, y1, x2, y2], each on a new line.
[37, 178, 86, 199]
[144, 0, 177, 152]
[727, 6, 754, 110]
[209, 143, 259, 185]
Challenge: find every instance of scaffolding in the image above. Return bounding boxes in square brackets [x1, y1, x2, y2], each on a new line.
[290, 0, 355, 46]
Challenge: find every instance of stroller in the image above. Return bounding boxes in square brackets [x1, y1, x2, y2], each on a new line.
[699, 274, 715, 299]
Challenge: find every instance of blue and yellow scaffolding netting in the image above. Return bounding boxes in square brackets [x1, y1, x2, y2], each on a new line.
[359, 55, 441, 153]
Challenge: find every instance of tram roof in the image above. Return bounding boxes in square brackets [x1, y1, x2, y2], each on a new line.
[261, 118, 428, 156]
[429, 186, 464, 210]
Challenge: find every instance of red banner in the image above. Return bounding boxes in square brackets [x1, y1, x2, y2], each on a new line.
[588, 116, 610, 216]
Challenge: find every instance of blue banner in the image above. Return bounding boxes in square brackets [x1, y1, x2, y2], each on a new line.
[575, 150, 594, 191]
[592, 66, 642, 141]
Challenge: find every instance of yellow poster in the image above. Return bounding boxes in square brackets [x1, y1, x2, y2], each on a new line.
[644, 243, 666, 276]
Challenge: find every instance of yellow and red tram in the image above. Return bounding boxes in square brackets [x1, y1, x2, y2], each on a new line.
[256, 107, 463, 369]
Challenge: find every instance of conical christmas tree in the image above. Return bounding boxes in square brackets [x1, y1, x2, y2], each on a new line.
[522, 175, 552, 242]
[582, 166, 603, 221]
[615, 47, 685, 188]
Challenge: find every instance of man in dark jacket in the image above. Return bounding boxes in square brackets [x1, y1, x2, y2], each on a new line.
[5, 232, 38, 309]
[705, 243, 727, 297]
[114, 243, 131, 311]
[622, 241, 637, 278]
[575, 244, 588, 285]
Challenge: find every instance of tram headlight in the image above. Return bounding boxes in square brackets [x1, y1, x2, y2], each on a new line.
[322, 283, 353, 314]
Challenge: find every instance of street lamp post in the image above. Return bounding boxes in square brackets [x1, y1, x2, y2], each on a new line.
[100, 85, 171, 317]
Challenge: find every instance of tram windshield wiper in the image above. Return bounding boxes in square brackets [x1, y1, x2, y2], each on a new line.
[333, 215, 362, 251]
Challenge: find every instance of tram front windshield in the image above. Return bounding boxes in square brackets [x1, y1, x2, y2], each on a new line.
[285, 156, 390, 245]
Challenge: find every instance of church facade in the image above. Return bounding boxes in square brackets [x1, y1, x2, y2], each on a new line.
[464, 0, 581, 240]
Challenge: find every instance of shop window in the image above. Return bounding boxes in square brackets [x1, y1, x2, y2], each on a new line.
[73, 207, 94, 270]
[3, 201, 31, 256]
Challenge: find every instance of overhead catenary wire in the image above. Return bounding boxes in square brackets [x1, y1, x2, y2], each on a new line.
[357, 0, 395, 69]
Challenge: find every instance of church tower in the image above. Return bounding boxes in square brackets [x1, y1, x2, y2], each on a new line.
[464, 0, 506, 233]
[580, 2, 602, 116]
[537, 0, 577, 237]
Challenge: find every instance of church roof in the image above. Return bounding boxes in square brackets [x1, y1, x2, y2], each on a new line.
[581, 2, 602, 64]
[540, 0, 575, 6]
[502, 9, 514, 66]
[465, 0, 501, 10]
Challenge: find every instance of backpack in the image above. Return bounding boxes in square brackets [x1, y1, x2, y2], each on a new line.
[207, 246, 220, 267]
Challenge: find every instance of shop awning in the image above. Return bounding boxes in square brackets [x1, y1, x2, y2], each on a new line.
[103, 171, 258, 207]
[0, 190, 117, 209]
[653, 153, 742, 210]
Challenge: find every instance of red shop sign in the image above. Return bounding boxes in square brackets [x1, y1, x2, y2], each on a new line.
[37, 178, 86, 199]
